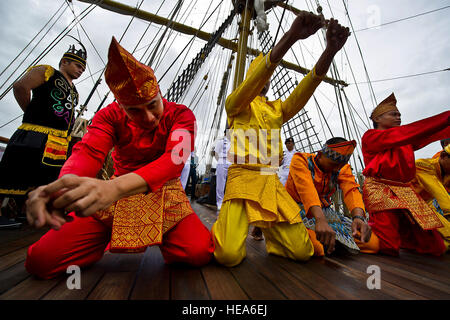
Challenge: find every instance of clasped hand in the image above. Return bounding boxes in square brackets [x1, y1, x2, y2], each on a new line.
[26, 174, 119, 230]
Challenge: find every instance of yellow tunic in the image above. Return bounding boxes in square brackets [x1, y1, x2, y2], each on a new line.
[412, 157, 450, 249]
[224, 51, 325, 223]
[226, 52, 325, 166]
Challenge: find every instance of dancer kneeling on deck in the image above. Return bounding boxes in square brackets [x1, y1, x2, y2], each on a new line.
[24, 37, 214, 279]
[285, 137, 378, 256]
[412, 142, 450, 251]
[361, 93, 450, 257]
[212, 11, 351, 267]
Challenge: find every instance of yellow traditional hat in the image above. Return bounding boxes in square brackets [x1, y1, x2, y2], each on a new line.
[244, 52, 264, 80]
[321, 139, 357, 163]
[370, 93, 399, 120]
[105, 37, 159, 105]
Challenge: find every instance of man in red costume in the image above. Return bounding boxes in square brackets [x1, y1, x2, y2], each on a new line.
[24, 37, 214, 279]
[362, 93, 450, 256]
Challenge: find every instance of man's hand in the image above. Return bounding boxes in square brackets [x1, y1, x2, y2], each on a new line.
[44, 174, 120, 217]
[352, 217, 372, 243]
[325, 18, 350, 54]
[26, 185, 72, 230]
[288, 11, 325, 41]
[309, 206, 336, 254]
[315, 216, 336, 254]
[26, 172, 148, 229]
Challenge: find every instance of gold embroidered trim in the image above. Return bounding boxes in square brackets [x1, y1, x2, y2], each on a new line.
[18, 123, 70, 139]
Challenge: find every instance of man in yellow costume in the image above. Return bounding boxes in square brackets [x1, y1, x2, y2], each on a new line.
[412, 144, 450, 251]
[212, 11, 351, 267]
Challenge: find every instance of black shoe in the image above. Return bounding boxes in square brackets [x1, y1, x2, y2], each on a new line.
[0, 215, 22, 229]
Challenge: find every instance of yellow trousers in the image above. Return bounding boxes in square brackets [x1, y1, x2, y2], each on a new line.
[212, 199, 314, 267]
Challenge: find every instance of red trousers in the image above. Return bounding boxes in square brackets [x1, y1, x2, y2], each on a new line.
[369, 209, 446, 256]
[25, 212, 214, 279]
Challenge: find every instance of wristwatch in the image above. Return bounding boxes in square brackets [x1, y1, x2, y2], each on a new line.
[352, 215, 366, 223]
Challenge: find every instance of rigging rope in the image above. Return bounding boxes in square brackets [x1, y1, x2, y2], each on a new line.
[0, 3, 96, 102]
[340, 0, 378, 107]
[350, 68, 450, 84]
[0, 2, 66, 79]
[158, 0, 227, 83]
[355, 5, 450, 32]
[0, 4, 69, 92]
[164, 6, 236, 102]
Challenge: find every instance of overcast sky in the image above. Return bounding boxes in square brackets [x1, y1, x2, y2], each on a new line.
[0, 0, 448, 173]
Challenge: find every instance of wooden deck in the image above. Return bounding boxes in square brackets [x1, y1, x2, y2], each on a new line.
[0, 202, 449, 301]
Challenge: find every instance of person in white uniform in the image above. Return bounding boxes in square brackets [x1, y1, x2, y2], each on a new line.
[278, 137, 296, 186]
[180, 153, 191, 189]
[214, 130, 231, 210]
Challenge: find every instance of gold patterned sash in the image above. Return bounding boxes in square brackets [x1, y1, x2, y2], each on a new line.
[222, 164, 302, 227]
[94, 178, 193, 253]
[363, 176, 443, 230]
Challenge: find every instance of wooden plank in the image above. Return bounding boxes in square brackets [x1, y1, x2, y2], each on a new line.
[324, 256, 426, 300]
[0, 275, 62, 300]
[0, 262, 31, 295]
[87, 271, 136, 300]
[0, 227, 48, 257]
[129, 246, 171, 300]
[228, 258, 286, 300]
[333, 254, 450, 300]
[357, 254, 450, 295]
[86, 251, 144, 300]
[41, 253, 120, 300]
[0, 247, 28, 272]
[246, 235, 360, 300]
[305, 258, 394, 300]
[201, 262, 249, 300]
[399, 250, 450, 274]
[171, 266, 210, 300]
[245, 248, 324, 299]
[105, 252, 144, 272]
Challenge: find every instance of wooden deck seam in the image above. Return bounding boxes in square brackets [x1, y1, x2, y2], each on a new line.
[324, 256, 429, 300]
[126, 255, 146, 300]
[245, 238, 327, 299]
[199, 267, 213, 300]
[86, 273, 107, 300]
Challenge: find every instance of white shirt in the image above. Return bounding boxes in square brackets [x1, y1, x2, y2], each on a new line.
[280, 149, 296, 170]
[214, 136, 231, 166]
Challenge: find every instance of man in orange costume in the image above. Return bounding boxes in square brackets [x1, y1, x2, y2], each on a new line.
[361, 93, 450, 256]
[286, 137, 376, 256]
[24, 38, 214, 279]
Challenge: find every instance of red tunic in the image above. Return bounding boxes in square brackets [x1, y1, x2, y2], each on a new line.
[362, 111, 450, 182]
[61, 99, 196, 192]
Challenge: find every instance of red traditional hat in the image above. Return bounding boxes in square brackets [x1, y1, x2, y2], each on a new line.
[105, 37, 159, 105]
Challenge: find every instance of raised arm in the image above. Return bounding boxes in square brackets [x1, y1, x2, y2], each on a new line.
[225, 11, 325, 119]
[282, 18, 350, 122]
[362, 111, 450, 154]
